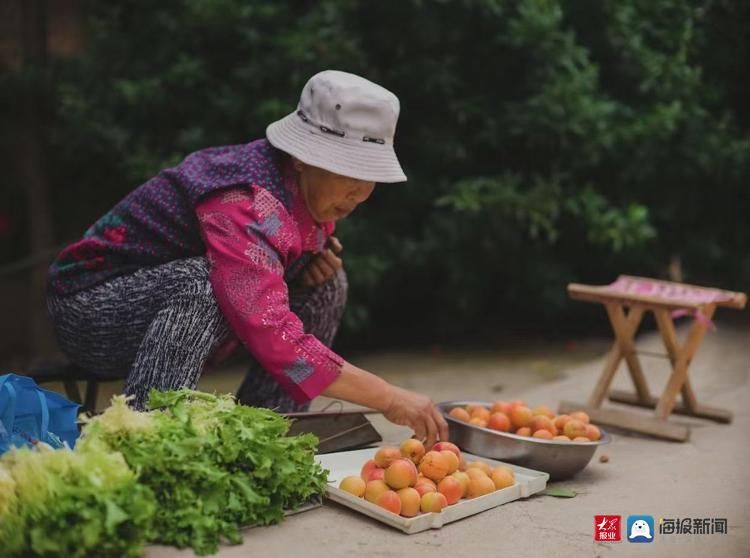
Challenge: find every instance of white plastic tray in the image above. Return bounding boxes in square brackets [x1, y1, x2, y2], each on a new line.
[316, 448, 549, 534]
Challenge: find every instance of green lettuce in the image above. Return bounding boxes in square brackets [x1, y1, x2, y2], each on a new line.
[78, 390, 328, 555]
[0, 443, 155, 558]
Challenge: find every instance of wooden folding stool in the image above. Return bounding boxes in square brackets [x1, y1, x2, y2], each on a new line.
[560, 275, 746, 442]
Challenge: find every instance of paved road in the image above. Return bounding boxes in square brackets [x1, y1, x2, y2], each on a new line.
[147, 322, 750, 558]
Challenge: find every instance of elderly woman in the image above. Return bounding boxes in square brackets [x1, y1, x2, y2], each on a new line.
[47, 70, 448, 445]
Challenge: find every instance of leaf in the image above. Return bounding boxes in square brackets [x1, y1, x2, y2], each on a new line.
[542, 486, 577, 498]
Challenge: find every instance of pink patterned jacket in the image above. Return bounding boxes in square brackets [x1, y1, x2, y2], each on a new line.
[196, 163, 343, 403]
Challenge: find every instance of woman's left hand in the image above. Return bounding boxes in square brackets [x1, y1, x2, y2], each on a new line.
[302, 236, 343, 287]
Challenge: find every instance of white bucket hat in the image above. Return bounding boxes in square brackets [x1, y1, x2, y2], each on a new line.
[266, 70, 407, 183]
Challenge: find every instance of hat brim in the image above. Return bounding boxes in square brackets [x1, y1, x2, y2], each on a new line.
[266, 111, 407, 183]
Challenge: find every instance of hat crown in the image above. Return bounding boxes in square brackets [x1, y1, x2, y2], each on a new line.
[298, 70, 400, 144]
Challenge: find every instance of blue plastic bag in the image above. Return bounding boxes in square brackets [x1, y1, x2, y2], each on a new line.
[0, 373, 80, 454]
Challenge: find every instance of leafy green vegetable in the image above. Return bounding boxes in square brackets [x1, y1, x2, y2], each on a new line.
[0, 462, 24, 555]
[0, 444, 155, 558]
[0, 390, 326, 556]
[0, 463, 16, 515]
[78, 390, 328, 555]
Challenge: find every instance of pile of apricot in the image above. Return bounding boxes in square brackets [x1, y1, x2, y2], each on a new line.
[338, 440, 515, 517]
[447, 401, 601, 442]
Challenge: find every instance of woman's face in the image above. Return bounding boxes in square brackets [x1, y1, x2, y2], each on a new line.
[293, 158, 376, 223]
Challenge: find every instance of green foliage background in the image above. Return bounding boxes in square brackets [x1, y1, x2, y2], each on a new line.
[7, 0, 750, 348]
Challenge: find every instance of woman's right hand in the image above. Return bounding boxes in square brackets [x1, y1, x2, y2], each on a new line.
[322, 361, 450, 447]
[381, 384, 449, 448]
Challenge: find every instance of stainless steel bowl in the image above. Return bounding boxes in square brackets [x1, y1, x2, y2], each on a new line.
[439, 400, 610, 481]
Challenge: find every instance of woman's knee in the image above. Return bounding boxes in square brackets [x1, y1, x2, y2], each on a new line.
[168, 257, 213, 297]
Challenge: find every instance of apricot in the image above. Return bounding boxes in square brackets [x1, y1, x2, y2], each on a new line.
[360, 459, 378, 481]
[451, 471, 470, 497]
[420, 491, 448, 513]
[553, 435, 571, 442]
[533, 429, 554, 440]
[397, 487, 421, 517]
[400, 439, 426, 464]
[563, 419, 587, 439]
[365, 468, 385, 482]
[508, 399, 527, 410]
[584, 424, 601, 441]
[419, 451, 450, 482]
[515, 427, 532, 437]
[364, 480, 390, 503]
[438, 476, 463, 505]
[374, 447, 402, 468]
[385, 458, 418, 489]
[510, 405, 533, 429]
[414, 480, 437, 497]
[488, 412, 511, 432]
[469, 417, 488, 428]
[490, 400, 512, 415]
[529, 416, 556, 435]
[570, 411, 590, 425]
[415, 474, 436, 486]
[532, 404, 555, 419]
[553, 414, 572, 431]
[433, 441, 461, 457]
[465, 467, 489, 480]
[573, 436, 591, 443]
[458, 454, 468, 471]
[339, 475, 366, 497]
[440, 450, 460, 475]
[471, 407, 491, 423]
[467, 475, 496, 498]
[466, 404, 486, 416]
[466, 461, 493, 476]
[376, 490, 402, 514]
[490, 467, 515, 490]
[449, 407, 471, 422]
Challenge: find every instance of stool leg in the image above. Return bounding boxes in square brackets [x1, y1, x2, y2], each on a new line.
[680, 379, 699, 414]
[587, 304, 644, 407]
[588, 341, 624, 408]
[654, 309, 699, 413]
[655, 305, 715, 420]
[606, 304, 651, 403]
[83, 380, 100, 414]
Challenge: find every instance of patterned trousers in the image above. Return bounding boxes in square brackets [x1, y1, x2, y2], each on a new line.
[47, 257, 347, 411]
